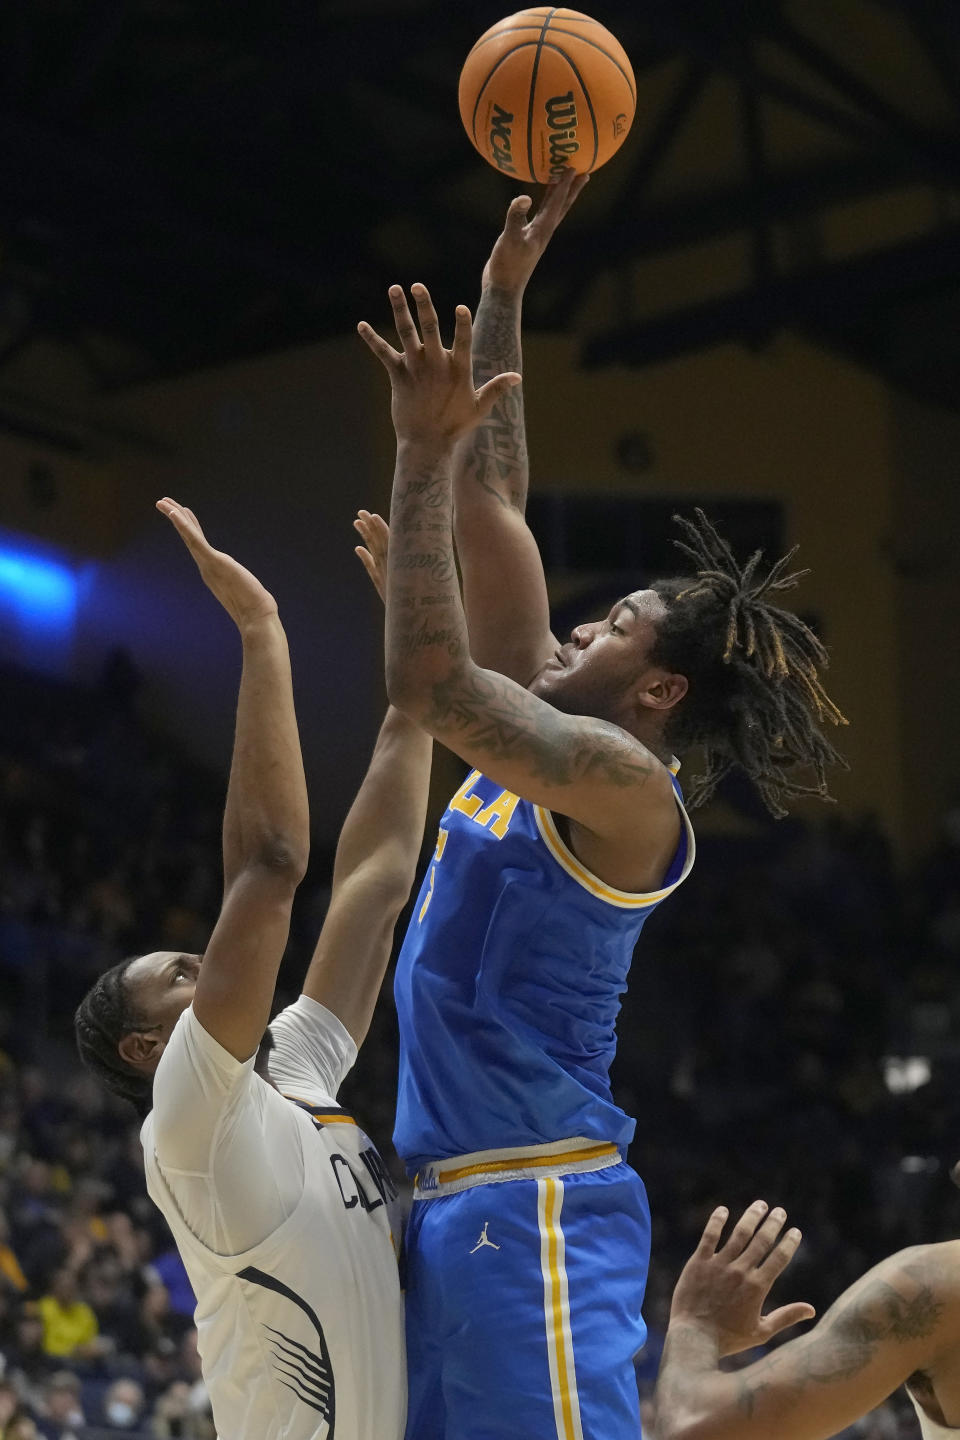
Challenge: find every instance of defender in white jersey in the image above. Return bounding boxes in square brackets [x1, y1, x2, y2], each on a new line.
[655, 1196, 960, 1439]
[75, 505, 431, 1440]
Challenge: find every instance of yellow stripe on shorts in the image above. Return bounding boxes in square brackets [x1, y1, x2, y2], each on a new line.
[538, 1177, 584, 1440]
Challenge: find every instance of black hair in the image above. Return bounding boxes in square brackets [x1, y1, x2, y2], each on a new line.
[74, 958, 154, 1118]
[649, 509, 848, 817]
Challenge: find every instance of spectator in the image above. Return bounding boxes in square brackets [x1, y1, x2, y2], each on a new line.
[34, 1271, 104, 1362]
[175, 1333, 207, 1421]
[5, 1412, 40, 1440]
[4, 1309, 56, 1409]
[0, 1383, 20, 1433]
[150, 1381, 213, 1440]
[35, 1371, 84, 1440]
[142, 1255, 192, 1329]
[0, 1214, 28, 1298]
[99, 1379, 145, 1433]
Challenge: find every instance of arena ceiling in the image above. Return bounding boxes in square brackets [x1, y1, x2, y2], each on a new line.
[2, 0, 960, 408]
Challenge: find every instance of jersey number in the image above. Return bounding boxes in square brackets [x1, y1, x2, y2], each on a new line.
[418, 775, 523, 924]
[418, 827, 448, 924]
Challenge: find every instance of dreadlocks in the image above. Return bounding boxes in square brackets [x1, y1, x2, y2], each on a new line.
[649, 508, 848, 818]
[74, 958, 153, 1117]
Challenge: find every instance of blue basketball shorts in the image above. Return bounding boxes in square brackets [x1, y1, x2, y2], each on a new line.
[403, 1157, 650, 1440]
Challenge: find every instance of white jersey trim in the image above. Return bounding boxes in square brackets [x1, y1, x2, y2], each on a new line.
[909, 1391, 960, 1437]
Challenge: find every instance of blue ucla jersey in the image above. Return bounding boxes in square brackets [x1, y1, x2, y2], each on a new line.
[393, 767, 695, 1171]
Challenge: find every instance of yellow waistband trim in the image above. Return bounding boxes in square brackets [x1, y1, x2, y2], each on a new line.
[435, 1141, 617, 1187]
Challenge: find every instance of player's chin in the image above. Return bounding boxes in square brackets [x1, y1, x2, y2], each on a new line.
[528, 665, 563, 704]
[529, 667, 582, 715]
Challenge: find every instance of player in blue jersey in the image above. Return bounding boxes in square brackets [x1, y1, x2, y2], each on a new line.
[357, 175, 847, 1440]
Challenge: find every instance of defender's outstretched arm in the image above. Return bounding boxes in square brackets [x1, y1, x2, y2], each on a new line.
[656, 1202, 958, 1440]
[299, 512, 433, 1047]
[157, 499, 309, 1063]
[453, 172, 587, 685]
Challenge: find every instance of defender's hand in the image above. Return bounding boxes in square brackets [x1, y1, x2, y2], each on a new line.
[482, 169, 588, 294]
[358, 285, 521, 446]
[354, 509, 389, 605]
[156, 498, 277, 630]
[670, 1202, 816, 1357]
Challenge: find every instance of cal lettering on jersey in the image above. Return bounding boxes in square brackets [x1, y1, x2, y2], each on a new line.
[360, 1148, 398, 1207]
[330, 1153, 384, 1214]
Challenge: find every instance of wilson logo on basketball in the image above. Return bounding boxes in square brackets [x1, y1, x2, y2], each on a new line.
[489, 103, 517, 174]
[545, 91, 579, 176]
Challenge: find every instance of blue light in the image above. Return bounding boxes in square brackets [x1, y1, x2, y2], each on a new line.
[0, 542, 77, 625]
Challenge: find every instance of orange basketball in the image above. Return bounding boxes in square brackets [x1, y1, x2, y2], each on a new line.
[458, 8, 636, 184]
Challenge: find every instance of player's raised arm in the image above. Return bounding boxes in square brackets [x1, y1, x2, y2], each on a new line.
[297, 511, 433, 1047]
[358, 286, 679, 859]
[656, 1202, 958, 1440]
[453, 171, 587, 685]
[152, 500, 308, 1063]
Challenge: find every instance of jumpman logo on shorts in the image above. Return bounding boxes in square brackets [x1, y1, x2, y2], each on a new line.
[469, 1221, 501, 1253]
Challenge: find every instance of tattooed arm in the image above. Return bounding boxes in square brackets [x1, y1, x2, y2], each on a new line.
[358, 284, 677, 853]
[453, 171, 587, 685]
[656, 1203, 957, 1440]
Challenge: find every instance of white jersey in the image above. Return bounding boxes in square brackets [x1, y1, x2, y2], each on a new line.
[141, 997, 405, 1440]
[910, 1392, 959, 1438]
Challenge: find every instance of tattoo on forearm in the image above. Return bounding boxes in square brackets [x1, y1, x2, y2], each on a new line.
[389, 431, 651, 794]
[392, 550, 457, 583]
[702, 1261, 946, 1422]
[467, 286, 528, 512]
[395, 618, 464, 661]
[801, 1270, 944, 1384]
[427, 667, 654, 789]
[388, 453, 465, 672]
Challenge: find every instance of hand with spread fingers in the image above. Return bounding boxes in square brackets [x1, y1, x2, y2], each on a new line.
[357, 284, 521, 447]
[669, 1201, 816, 1357]
[483, 167, 589, 294]
[155, 498, 277, 630]
[354, 509, 389, 605]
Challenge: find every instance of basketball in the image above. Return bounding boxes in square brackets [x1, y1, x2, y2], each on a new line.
[458, 8, 636, 184]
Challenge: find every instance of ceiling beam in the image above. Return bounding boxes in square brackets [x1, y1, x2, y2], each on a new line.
[543, 148, 939, 287]
[582, 221, 960, 368]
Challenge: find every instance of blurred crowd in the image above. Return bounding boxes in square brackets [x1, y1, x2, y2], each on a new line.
[2, 656, 960, 1439]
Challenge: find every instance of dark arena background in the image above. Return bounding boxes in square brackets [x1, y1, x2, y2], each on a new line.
[2, 2, 960, 1436]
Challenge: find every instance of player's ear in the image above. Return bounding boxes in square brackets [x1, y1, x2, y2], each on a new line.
[118, 1028, 164, 1069]
[635, 669, 687, 713]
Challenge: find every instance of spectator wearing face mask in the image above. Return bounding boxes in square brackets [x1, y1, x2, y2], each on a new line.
[100, 1379, 146, 1433]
